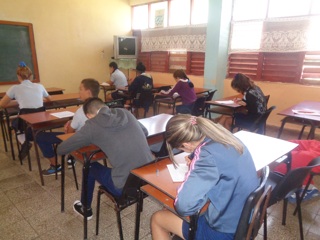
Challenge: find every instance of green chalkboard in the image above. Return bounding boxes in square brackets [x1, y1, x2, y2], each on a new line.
[0, 20, 39, 85]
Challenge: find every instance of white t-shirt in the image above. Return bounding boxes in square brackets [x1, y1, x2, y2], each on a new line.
[110, 69, 128, 89]
[6, 80, 49, 109]
[70, 106, 87, 131]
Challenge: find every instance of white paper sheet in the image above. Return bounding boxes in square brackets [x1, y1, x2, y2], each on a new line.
[167, 163, 188, 182]
[292, 109, 320, 116]
[215, 100, 234, 105]
[50, 111, 74, 118]
[100, 82, 110, 86]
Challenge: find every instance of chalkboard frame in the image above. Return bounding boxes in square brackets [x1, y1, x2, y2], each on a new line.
[0, 20, 40, 85]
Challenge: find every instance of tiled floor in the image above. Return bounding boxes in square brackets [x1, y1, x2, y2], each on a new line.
[0, 108, 319, 239]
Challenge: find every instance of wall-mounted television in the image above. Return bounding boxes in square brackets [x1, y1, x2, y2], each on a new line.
[113, 35, 138, 59]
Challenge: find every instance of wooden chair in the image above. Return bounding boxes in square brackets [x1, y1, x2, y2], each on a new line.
[153, 95, 181, 115]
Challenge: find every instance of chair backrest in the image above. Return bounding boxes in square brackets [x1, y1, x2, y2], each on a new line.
[234, 166, 270, 240]
[268, 159, 320, 206]
[105, 99, 125, 108]
[191, 95, 208, 116]
[251, 105, 276, 134]
[206, 89, 218, 102]
[265, 95, 270, 106]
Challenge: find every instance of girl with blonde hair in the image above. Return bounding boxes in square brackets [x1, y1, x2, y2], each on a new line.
[151, 114, 259, 240]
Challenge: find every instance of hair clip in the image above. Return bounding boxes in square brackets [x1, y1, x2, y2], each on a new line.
[19, 61, 27, 67]
[190, 116, 197, 125]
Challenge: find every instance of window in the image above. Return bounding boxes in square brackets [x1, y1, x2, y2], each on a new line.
[132, 0, 207, 75]
[191, 0, 208, 25]
[132, 5, 148, 30]
[169, 0, 190, 26]
[229, 0, 320, 85]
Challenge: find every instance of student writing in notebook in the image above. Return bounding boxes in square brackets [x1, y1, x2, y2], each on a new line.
[105, 62, 128, 101]
[218, 73, 267, 130]
[36, 79, 100, 176]
[151, 114, 259, 240]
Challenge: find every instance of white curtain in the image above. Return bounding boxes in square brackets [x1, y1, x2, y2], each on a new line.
[141, 25, 207, 52]
[229, 16, 320, 53]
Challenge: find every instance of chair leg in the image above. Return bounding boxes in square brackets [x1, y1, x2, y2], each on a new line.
[264, 213, 267, 240]
[282, 198, 288, 226]
[116, 210, 124, 240]
[71, 161, 79, 190]
[295, 192, 304, 240]
[293, 175, 313, 216]
[96, 190, 102, 235]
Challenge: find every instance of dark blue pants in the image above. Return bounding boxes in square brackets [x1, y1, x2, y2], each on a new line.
[36, 132, 63, 158]
[81, 162, 122, 208]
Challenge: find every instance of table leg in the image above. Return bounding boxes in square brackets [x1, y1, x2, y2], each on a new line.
[33, 130, 44, 186]
[134, 188, 143, 240]
[82, 154, 90, 240]
[61, 155, 65, 212]
[5, 111, 16, 160]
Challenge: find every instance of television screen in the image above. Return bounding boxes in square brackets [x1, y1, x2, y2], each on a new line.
[114, 36, 137, 59]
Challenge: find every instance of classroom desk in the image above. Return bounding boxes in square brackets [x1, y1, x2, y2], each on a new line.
[153, 87, 212, 115]
[277, 101, 320, 139]
[204, 94, 242, 119]
[2, 93, 82, 161]
[99, 84, 116, 101]
[0, 87, 65, 99]
[131, 131, 298, 239]
[58, 113, 172, 239]
[19, 107, 78, 186]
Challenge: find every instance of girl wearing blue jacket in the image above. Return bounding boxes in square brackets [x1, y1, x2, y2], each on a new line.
[151, 114, 259, 239]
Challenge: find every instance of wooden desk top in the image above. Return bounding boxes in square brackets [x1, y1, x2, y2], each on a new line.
[132, 157, 180, 199]
[132, 131, 297, 199]
[3, 93, 81, 109]
[277, 101, 320, 122]
[18, 107, 78, 125]
[206, 94, 242, 108]
[0, 87, 65, 99]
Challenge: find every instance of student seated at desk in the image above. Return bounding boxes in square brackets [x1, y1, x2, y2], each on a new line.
[218, 73, 266, 131]
[0, 61, 51, 160]
[151, 114, 259, 240]
[36, 78, 100, 176]
[57, 97, 153, 219]
[158, 69, 196, 114]
[105, 62, 128, 101]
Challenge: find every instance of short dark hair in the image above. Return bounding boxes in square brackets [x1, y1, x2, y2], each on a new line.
[83, 97, 106, 115]
[109, 62, 118, 69]
[231, 73, 254, 93]
[136, 62, 146, 73]
[81, 78, 100, 97]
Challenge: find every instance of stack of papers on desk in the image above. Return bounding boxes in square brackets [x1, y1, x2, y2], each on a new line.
[100, 82, 110, 86]
[167, 163, 188, 182]
[215, 100, 234, 105]
[50, 111, 74, 118]
[292, 109, 320, 116]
